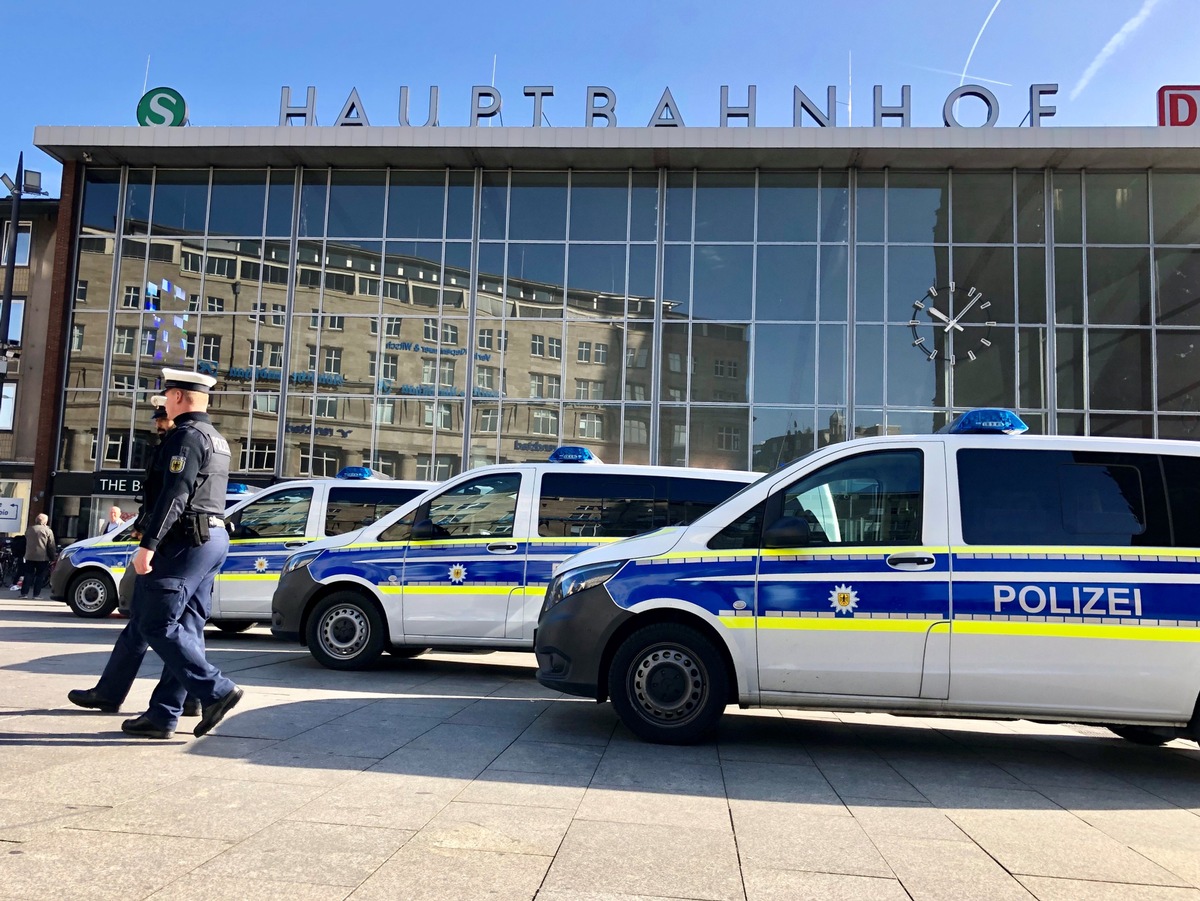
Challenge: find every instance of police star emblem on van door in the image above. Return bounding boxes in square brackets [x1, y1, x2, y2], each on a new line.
[909, 282, 996, 366]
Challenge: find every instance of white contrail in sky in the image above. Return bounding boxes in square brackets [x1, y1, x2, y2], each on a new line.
[913, 65, 1011, 87]
[1070, 0, 1163, 100]
[959, 0, 1005, 86]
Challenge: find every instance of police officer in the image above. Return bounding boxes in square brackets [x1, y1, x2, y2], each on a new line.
[121, 369, 243, 739]
[67, 398, 200, 718]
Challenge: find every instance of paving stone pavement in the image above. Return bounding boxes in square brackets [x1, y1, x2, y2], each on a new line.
[1, 598, 1198, 901]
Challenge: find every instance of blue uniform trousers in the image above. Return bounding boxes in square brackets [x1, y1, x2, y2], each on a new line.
[93, 614, 200, 709]
[133, 529, 234, 729]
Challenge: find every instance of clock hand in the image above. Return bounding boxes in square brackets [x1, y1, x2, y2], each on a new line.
[928, 306, 964, 333]
[946, 295, 979, 331]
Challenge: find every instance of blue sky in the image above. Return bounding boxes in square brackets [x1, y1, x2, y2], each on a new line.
[5, 0, 1192, 196]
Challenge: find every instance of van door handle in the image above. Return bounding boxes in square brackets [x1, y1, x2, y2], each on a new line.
[886, 553, 936, 571]
[283, 541, 308, 549]
[487, 542, 519, 554]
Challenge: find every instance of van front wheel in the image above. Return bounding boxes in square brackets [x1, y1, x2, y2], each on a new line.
[307, 593, 387, 670]
[608, 623, 728, 745]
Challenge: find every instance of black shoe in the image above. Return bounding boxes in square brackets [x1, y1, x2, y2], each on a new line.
[194, 686, 243, 738]
[121, 715, 173, 739]
[68, 688, 119, 713]
[182, 699, 201, 717]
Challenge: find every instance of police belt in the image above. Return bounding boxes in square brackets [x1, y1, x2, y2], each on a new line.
[166, 513, 226, 546]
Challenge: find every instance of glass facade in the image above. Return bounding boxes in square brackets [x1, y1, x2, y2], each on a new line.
[62, 166, 1200, 485]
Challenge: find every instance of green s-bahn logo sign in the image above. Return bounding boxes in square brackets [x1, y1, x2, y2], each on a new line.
[137, 87, 188, 127]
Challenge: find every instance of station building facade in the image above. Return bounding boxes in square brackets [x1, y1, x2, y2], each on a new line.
[32, 124, 1200, 538]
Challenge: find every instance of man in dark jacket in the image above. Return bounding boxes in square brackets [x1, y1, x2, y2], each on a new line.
[21, 514, 56, 598]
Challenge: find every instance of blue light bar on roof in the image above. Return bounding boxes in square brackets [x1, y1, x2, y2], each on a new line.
[336, 466, 383, 480]
[944, 409, 1029, 435]
[548, 446, 602, 464]
[227, 483, 252, 494]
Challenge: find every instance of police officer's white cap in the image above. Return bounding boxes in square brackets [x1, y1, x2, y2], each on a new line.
[161, 368, 217, 394]
[150, 394, 168, 407]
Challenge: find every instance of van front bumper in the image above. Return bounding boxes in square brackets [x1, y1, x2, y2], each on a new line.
[270, 566, 322, 644]
[535, 584, 632, 700]
[48, 556, 76, 601]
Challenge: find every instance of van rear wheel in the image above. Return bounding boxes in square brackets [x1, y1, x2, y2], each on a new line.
[307, 592, 387, 670]
[210, 619, 254, 634]
[1108, 725, 1176, 746]
[608, 623, 728, 745]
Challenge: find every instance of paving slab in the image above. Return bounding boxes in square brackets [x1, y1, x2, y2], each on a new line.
[455, 768, 590, 809]
[285, 767, 468, 831]
[743, 868, 912, 901]
[732, 808, 894, 878]
[575, 785, 732, 831]
[409, 800, 574, 855]
[544, 819, 743, 901]
[873, 835, 1037, 901]
[489, 739, 605, 779]
[198, 819, 413, 886]
[0, 828, 228, 901]
[944, 807, 1189, 886]
[0, 797, 108, 842]
[68, 775, 325, 841]
[349, 845, 551, 901]
[1015, 876, 1200, 901]
[147, 874, 352, 900]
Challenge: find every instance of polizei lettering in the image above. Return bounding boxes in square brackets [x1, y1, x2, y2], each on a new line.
[993, 585, 1144, 617]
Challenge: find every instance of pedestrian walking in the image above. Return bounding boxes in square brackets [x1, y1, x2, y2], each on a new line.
[79, 370, 241, 739]
[20, 514, 56, 598]
[105, 505, 124, 532]
[69, 398, 201, 719]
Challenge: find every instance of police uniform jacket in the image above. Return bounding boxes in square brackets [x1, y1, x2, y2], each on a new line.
[132, 436, 169, 535]
[138, 412, 231, 551]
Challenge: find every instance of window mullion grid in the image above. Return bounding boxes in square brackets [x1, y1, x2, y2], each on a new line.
[94, 166, 130, 475]
[1147, 168, 1159, 437]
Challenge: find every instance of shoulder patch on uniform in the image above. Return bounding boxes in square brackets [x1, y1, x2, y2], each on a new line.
[169, 455, 186, 473]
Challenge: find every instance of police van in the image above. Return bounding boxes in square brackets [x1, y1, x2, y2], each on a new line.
[270, 448, 758, 668]
[50, 470, 432, 624]
[535, 410, 1200, 747]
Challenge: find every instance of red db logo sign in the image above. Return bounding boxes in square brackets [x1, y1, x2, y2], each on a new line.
[1158, 86, 1200, 126]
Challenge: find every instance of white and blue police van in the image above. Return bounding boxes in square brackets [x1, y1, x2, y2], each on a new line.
[50, 470, 432, 624]
[535, 410, 1200, 747]
[270, 447, 758, 668]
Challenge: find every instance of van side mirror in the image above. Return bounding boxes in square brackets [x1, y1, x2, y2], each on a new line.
[763, 516, 811, 549]
[412, 518, 451, 540]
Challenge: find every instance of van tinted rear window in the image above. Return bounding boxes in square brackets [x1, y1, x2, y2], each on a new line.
[538, 473, 745, 539]
[957, 449, 1171, 547]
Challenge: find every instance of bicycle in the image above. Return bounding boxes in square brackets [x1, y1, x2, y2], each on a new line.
[0, 547, 20, 588]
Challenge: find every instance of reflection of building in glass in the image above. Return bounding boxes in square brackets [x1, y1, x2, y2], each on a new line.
[31, 130, 1200, 539]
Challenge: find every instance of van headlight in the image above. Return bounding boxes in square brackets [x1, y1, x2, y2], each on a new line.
[282, 550, 323, 575]
[543, 560, 625, 612]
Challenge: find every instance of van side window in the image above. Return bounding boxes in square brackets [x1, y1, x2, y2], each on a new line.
[708, 502, 766, 550]
[668, 479, 752, 525]
[325, 487, 421, 537]
[778, 450, 923, 546]
[425, 473, 522, 539]
[957, 449, 1170, 546]
[538, 474, 750, 539]
[227, 488, 314, 540]
[538, 474, 662, 538]
[1163, 455, 1200, 547]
